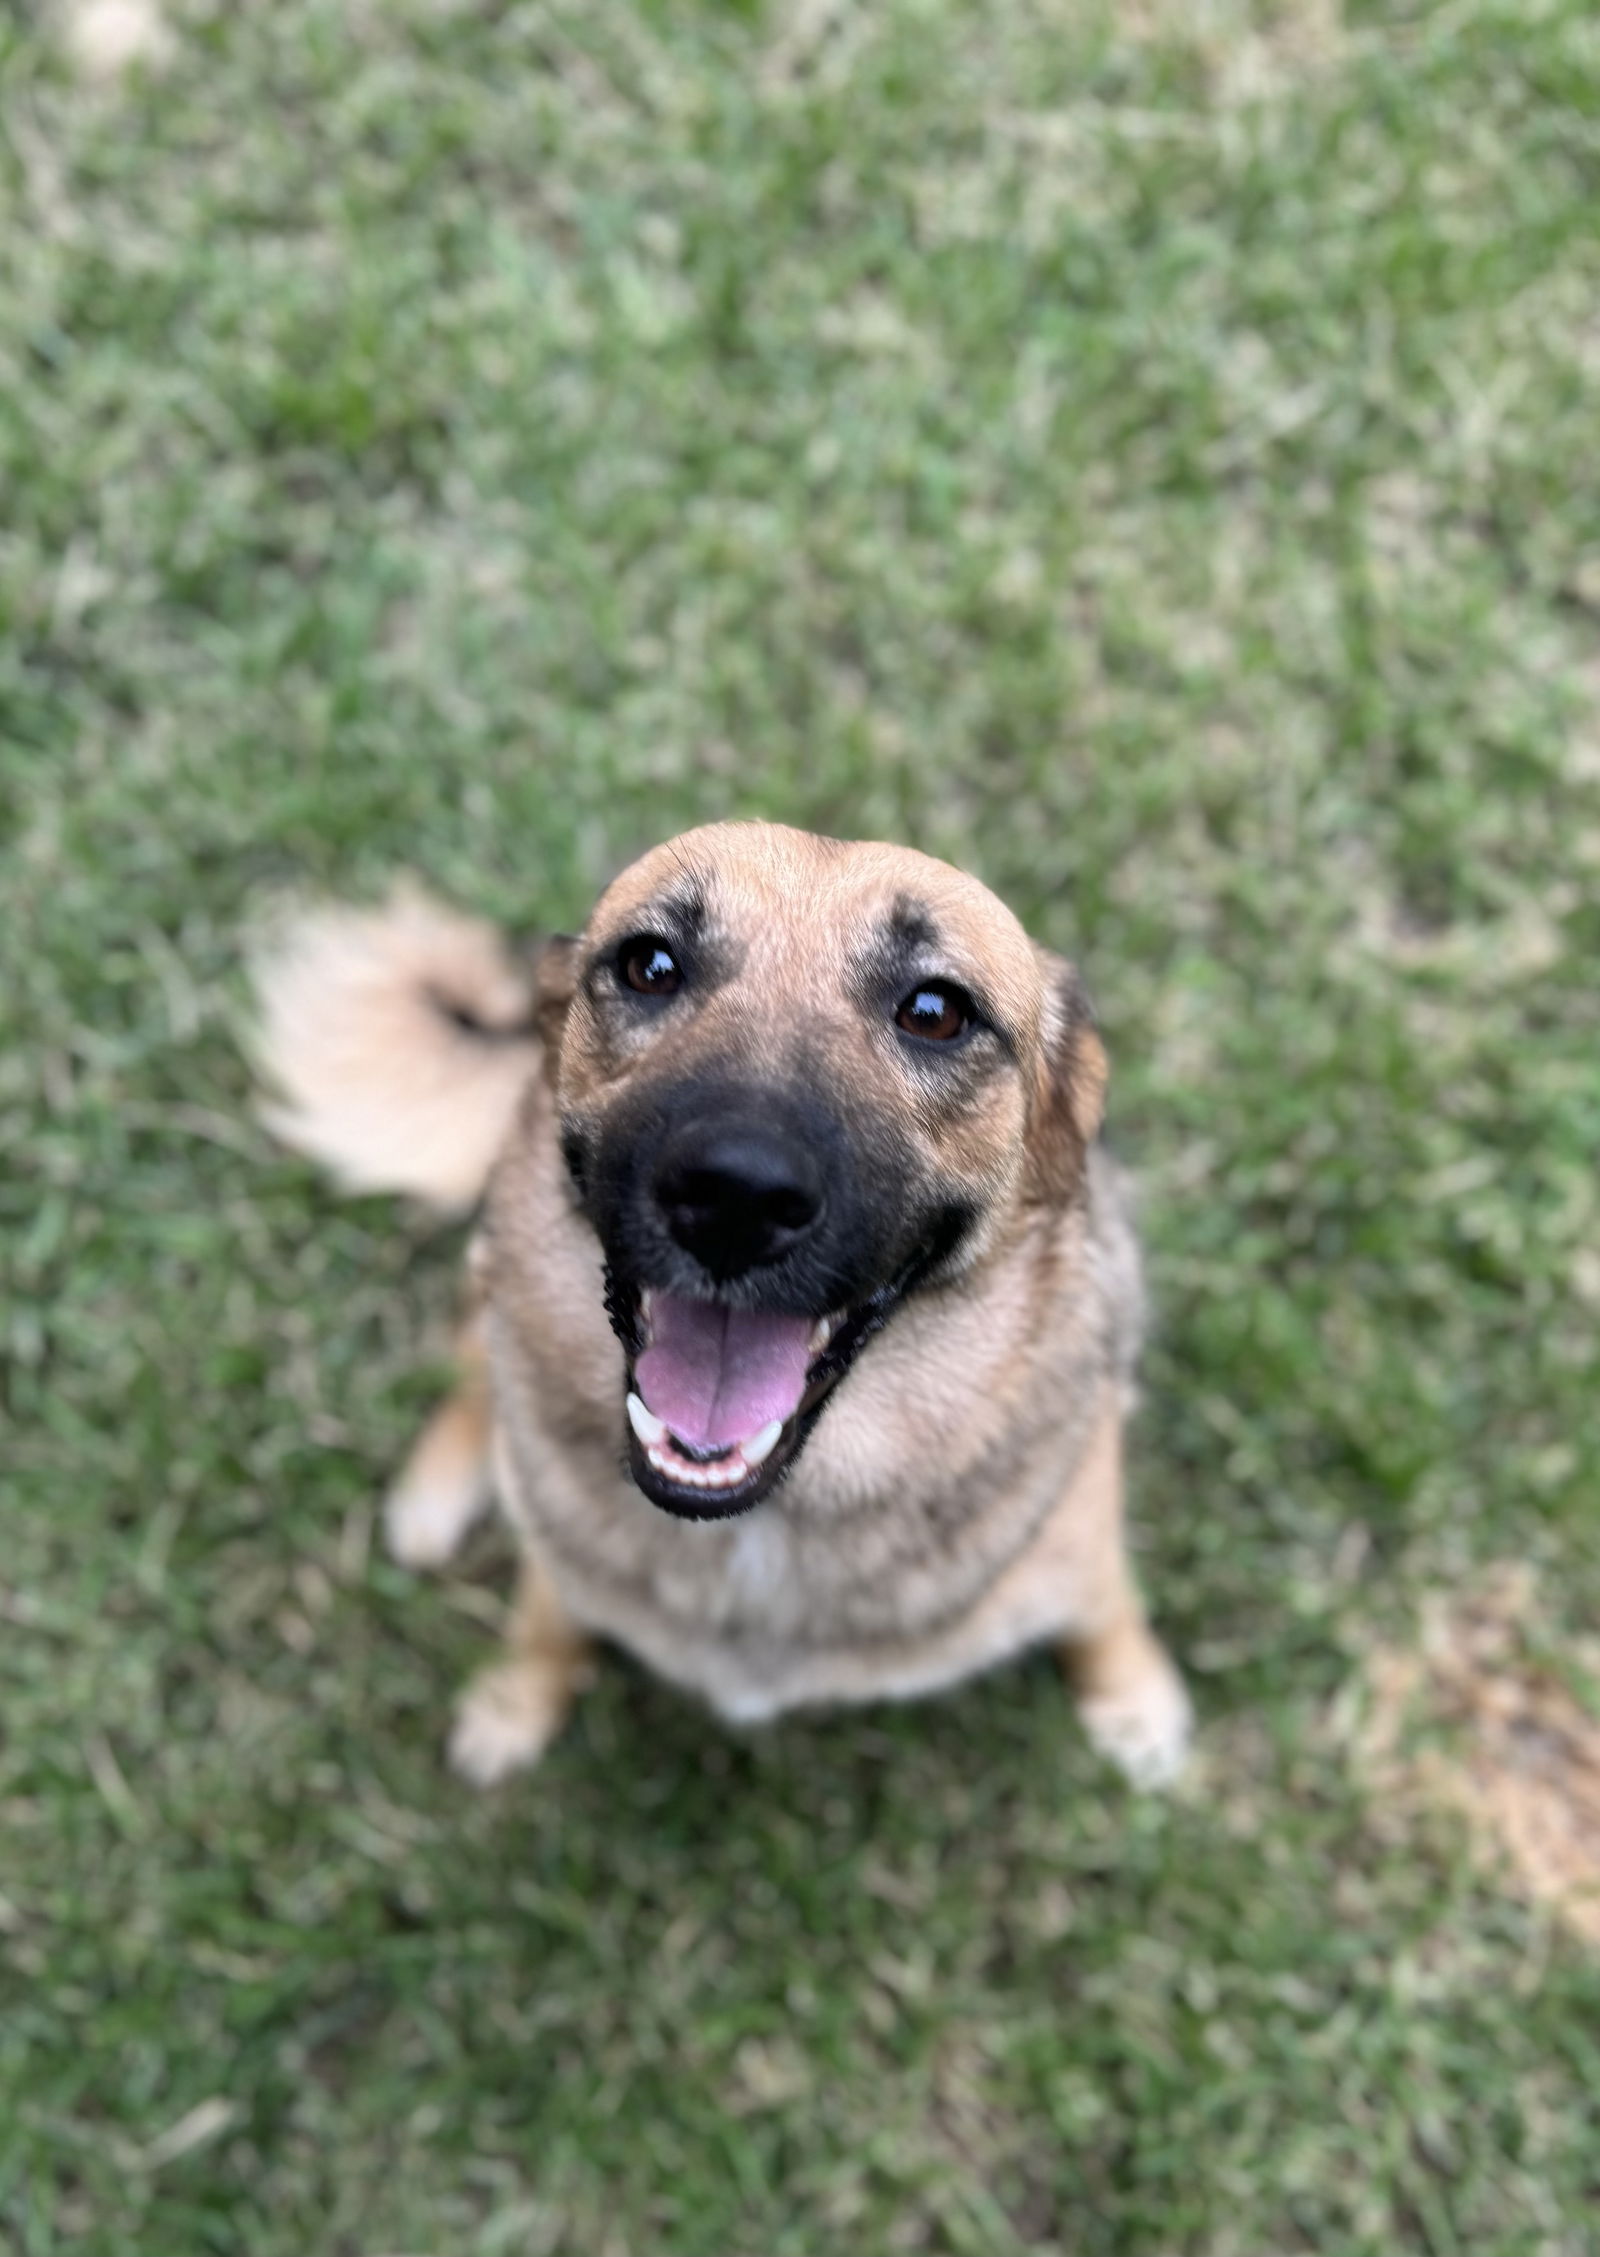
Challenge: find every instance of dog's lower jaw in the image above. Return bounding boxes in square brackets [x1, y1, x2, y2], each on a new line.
[626, 1436, 790, 1521]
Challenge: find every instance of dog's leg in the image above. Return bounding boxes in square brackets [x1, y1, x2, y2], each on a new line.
[384, 1322, 494, 1569]
[449, 1549, 595, 1788]
[1055, 1411, 1192, 1789]
[1063, 1606, 1192, 1790]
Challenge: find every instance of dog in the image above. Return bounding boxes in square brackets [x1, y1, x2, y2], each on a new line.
[250, 822, 1191, 1789]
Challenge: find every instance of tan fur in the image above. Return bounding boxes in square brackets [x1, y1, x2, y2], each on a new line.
[384, 1316, 494, 1568]
[248, 883, 539, 1212]
[449, 1536, 596, 1788]
[252, 823, 1188, 1787]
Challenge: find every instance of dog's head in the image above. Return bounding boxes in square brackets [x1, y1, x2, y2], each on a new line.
[535, 823, 1106, 1520]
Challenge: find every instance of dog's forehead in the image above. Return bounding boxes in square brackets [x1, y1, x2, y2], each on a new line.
[592, 822, 1041, 996]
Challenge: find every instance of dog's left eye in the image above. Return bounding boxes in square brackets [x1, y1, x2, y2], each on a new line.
[619, 937, 683, 996]
[895, 982, 973, 1042]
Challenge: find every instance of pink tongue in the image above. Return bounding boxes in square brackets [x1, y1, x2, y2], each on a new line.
[635, 1295, 814, 1450]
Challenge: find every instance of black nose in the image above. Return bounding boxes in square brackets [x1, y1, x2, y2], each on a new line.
[654, 1125, 825, 1278]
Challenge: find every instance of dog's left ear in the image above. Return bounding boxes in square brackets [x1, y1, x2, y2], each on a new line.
[534, 934, 580, 1084]
[1025, 946, 1108, 1204]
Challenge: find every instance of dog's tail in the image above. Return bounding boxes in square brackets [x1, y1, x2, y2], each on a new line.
[247, 883, 541, 1213]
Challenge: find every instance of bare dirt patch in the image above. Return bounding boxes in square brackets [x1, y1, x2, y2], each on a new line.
[1349, 1564, 1600, 1945]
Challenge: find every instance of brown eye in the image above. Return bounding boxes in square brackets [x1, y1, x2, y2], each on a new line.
[895, 982, 972, 1042]
[619, 937, 683, 996]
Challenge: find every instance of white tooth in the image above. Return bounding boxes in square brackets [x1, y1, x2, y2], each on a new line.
[639, 1289, 656, 1341]
[627, 1392, 666, 1447]
[809, 1312, 842, 1356]
[742, 1419, 784, 1468]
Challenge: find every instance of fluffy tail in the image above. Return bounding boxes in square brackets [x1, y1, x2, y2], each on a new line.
[247, 882, 541, 1212]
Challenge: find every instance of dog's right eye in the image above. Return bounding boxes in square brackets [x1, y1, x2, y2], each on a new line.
[895, 981, 972, 1042]
[618, 937, 683, 997]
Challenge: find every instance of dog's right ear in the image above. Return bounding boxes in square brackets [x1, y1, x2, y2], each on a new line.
[1024, 946, 1108, 1206]
[534, 935, 580, 1079]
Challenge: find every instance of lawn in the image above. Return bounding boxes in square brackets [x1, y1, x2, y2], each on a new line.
[4, 1, 1600, 2250]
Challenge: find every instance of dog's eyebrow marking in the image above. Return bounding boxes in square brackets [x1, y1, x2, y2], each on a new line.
[886, 896, 941, 954]
[651, 879, 708, 938]
[598, 880, 709, 955]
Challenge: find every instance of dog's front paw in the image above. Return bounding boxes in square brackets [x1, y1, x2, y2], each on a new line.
[384, 1388, 494, 1570]
[1079, 1648, 1193, 1791]
[384, 1468, 488, 1571]
[448, 1661, 569, 1788]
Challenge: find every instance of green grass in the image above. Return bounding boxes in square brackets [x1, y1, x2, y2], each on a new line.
[5, 1, 1600, 2249]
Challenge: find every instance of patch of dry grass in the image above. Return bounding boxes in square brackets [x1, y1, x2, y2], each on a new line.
[1352, 1564, 1600, 1947]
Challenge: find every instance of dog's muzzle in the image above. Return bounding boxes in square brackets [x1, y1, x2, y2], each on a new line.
[576, 1074, 970, 1521]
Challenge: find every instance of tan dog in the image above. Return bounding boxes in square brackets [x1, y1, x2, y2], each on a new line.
[252, 823, 1190, 1788]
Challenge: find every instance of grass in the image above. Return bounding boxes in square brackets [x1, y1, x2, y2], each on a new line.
[4, 0, 1600, 2248]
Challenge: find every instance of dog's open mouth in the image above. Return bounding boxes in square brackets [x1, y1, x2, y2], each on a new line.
[608, 1208, 970, 1521]
[619, 1290, 870, 1521]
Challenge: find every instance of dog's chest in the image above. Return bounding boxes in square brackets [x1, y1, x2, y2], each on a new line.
[492, 1401, 1106, 1722]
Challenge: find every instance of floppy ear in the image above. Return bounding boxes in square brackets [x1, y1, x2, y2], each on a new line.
[1025, 946, 1108, 1204]
[533, 934, 580, 1085]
